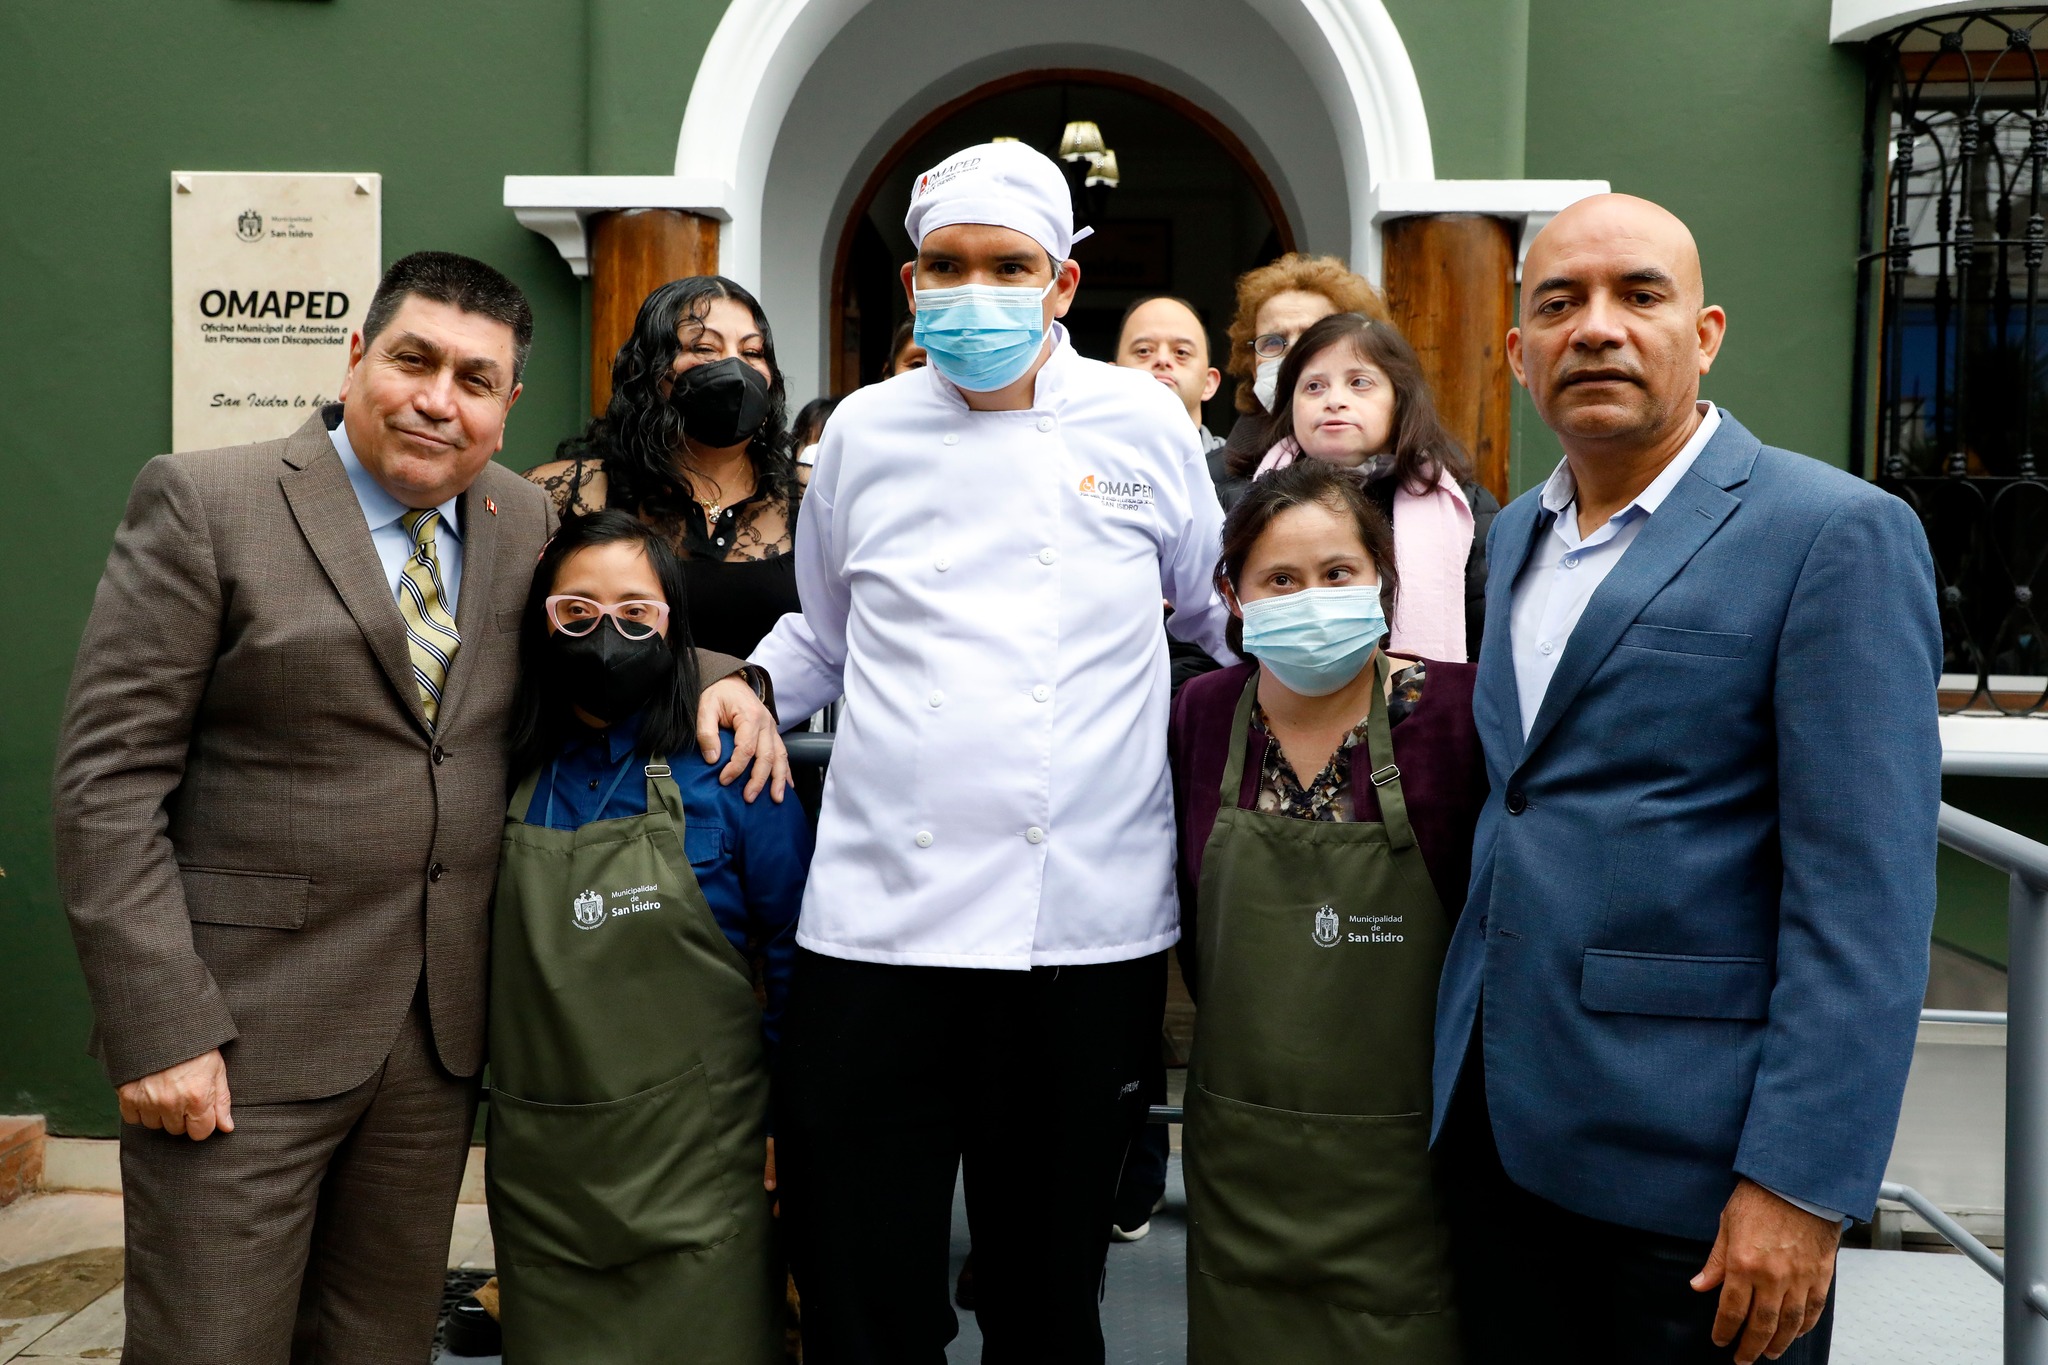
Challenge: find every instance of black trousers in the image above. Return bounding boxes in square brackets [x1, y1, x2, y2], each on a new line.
[1439, 1053, 1835, 1365]
[776, 947, 1166, 1365]
[1111, 1047, 1169, 1230]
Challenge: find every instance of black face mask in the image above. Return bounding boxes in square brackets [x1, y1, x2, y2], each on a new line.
[549, 622, 674, 724]
[671, 357, 772, 448]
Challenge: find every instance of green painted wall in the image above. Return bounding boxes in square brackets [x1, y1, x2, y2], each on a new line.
[589, 0, 731, 174]
[0, 1, 602, 1134]
[1513, 0, 1868, 495]
[1383, 0, 1530, 181]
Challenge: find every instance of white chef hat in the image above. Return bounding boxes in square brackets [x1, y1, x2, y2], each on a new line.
[903, 141, 1095, 262]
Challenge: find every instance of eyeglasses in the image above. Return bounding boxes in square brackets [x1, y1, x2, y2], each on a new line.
[1252, 332, 1292, 360]
[545, 595, 670, 640]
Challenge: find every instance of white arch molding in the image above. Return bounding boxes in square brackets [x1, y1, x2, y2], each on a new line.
[504, 0, 1605, 403]
[678, 0, 1434, 292]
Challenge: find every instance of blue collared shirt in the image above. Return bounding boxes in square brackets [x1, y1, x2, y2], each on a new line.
[327, 411, 464, 612]
[1508, 402, 1719, 738]
[523, 714, 811, 1049]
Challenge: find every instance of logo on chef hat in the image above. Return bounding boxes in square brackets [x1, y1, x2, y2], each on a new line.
[1313, 905, 1340, 948]
[915, 155, 981, 200]
[572, 889, 607, 930]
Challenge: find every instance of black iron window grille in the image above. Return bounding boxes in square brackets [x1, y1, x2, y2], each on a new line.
[1858, 8, 2048, 713]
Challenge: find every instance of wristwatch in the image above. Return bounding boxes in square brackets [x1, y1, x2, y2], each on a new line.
[736, 663, 778, 723]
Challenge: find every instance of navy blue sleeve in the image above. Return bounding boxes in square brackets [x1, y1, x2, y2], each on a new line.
[719, 733, 811, 1052]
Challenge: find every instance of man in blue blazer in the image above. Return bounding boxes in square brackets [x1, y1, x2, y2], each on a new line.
[1434, 195, 1941, 1364]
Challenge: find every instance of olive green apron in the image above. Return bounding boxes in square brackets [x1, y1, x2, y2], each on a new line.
[486, 755, 780, 1365]
[1184, 657, 1459, 1364]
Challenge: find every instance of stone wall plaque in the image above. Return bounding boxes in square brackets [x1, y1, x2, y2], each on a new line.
[171, 171, 381, 451]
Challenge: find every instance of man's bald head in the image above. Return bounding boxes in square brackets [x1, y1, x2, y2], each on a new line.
[1509, 193, 1726, 458]
[1524, 194, 1705, 311]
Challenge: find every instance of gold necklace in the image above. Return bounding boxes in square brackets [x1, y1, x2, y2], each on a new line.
[681, 455, 752, 527]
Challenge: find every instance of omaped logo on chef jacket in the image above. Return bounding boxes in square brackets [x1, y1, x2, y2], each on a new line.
[1076, 473, 1154, 511]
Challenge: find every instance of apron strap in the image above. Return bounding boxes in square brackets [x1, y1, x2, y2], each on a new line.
[505, 744, 686, 830]
[1220, 653, 1419, 852]
[1218, 670, 1263, 806]
[1361, 653, 1418, 853]
[507, 763, 545, 821]
[643, 754, 689, 834]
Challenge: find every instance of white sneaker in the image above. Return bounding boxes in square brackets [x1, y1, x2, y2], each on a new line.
[1111, 1219, 1151, 1242]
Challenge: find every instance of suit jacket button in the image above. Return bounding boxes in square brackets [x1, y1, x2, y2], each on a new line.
[429, 862, 446, 882]
[431, 744, 446, 765]
[1506, 790, 1528, 815]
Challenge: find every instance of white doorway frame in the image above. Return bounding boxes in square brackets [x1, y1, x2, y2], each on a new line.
[675, 0, 1435, 291]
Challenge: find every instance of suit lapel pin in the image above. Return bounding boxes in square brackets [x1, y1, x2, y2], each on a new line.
[485, 497, 498, 516]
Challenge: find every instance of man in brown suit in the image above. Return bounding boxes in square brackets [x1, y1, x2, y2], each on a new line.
[52, 251, 786, 1363]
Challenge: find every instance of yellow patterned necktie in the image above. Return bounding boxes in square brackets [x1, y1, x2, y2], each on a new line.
[397, 509, 461, 727]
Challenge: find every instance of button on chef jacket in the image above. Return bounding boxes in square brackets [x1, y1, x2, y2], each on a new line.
[749, 325, 1234, 969]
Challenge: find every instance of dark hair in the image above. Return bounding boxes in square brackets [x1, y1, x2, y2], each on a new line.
[883, 314, 923, 379]
[1215, 458, 1400, 655]
[1229, 312, 1471, 494]
[793, 396, 841, 447]
[509, 510, 703, 780]
[553, 276, 795, 518]
[361, 251, 534, 381]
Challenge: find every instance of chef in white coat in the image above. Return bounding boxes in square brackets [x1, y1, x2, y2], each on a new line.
[751, 141, 1232, 1363]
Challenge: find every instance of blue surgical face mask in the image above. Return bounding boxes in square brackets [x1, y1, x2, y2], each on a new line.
[1238, 585, 1386, 696]
[912, 280, 1055, 392]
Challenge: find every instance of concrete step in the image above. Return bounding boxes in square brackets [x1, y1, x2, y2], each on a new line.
[0, 1122, 44, 1212]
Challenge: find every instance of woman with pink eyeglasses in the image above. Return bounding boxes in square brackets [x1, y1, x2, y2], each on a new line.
[483, 508, 806, 1362]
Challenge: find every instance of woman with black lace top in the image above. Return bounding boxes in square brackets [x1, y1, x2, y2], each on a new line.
[526, 277, 803, 662]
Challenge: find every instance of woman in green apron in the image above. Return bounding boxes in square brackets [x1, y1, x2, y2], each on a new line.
[487, 510, 809, 1363]
[1169, 459, 1487, 1364]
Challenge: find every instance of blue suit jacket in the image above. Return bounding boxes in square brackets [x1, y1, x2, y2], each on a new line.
[1432, 411, 1942, 1241]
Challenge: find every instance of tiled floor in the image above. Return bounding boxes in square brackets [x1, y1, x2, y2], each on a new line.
[0, 1187, 497, 1363]
[0, 1150, 2013, 1363]
[0, 1193, 126, 1364]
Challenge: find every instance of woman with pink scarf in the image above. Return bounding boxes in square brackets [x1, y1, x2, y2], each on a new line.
[1225, 312, 1497, 663]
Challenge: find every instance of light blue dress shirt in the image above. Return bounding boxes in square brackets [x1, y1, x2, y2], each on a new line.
[1509, 402, 1718, 738]
[327, 417, 464, 612]
[1507, 400, 1844, 1226]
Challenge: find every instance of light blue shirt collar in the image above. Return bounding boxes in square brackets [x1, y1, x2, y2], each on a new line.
[327, 415, 462, 542]
[1536, 402, 1721, 523]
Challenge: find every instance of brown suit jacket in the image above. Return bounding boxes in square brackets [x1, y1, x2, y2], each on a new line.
[53, 411, 740, 1103]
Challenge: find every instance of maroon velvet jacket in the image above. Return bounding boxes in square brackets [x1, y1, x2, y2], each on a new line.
[1168, 659, 1489, 986]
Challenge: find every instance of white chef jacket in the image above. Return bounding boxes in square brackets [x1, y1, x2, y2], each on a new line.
[750, 326, 1233, 969]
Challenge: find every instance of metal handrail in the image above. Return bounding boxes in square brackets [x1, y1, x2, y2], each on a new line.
[1931, 800, 2048, 1361]
[1882, 1179, 2008, 1281]
[1924, 1008, 2011, 1025]
[1941, 803, 2048, 890]
[785, 731, 835, 768]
